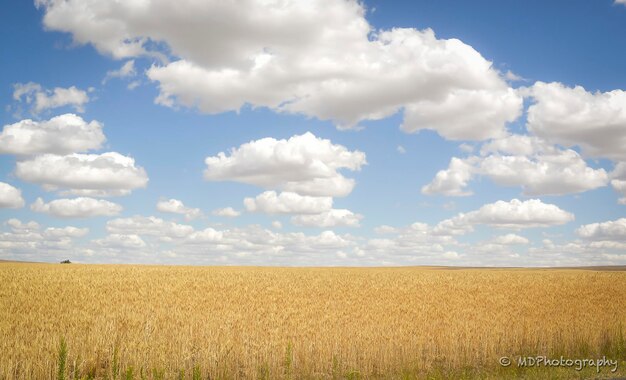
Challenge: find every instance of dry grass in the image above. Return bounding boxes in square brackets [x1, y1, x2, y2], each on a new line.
[0, 263, 625, 379]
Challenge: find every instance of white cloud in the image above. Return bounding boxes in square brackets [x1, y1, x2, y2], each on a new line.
[4, 212, 622, 266]
[103, 60, 136, 83]
[610, 162, 626, 204]
[526, 82, 626, 161]
[438, 199, 574, 231]
[0, 219, 87, 259]
[0, 114, 105, 155]
[184, 228, 224, 244]
[364, 221, 455, 259]
[615, 0, 626, 7]
[123, 222, 359, 263]
[401, 88, 521, 140]
[374, 225, 398, 234]
[44, 226, 89, 238]
[58, 189, 132, 197]
[442, 251, 460, 259]
[157, 198, 202, 220]
[106, 216, 193, 239]
[432, 217, 473, 236]
[0, 182, 25, 209]
[526, 239, 626, 266]
[4, 218, 89, 240]
[15, 152, 148, 196]
[479, 134, 546, 157]
[205, 132, 366, 197]
[478, 149, 607, 196]
[291, 209, 363, 228]
[577, 218, 626, 241]
[479, 135, 608, 195]
[5, 219, 39, 234]
[127, 81, 141, 90]
[504, 70, 524, 82]
[37, 0, 521, 137]
[95, 234, 146, 249]
[613, 181, 626, 205]
[271, 221, 282, 229]
[491, 233, 530, 245]
[421, 157, 474, 196]
[442, 201, 456, 211]
[13, 82, 90, 114]
[423, 135, 608, 197]
[397, 145, 406, 154]
[459, 143, 474, 153]
[244, 191, 332, 215]
[212, 207, 241, 218]
[31, 197, 122, 218]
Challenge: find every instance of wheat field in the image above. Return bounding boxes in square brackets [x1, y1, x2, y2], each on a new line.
[0, 263, 625, 379]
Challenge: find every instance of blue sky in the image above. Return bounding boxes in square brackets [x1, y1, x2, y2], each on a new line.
[1, 0, 625, 266]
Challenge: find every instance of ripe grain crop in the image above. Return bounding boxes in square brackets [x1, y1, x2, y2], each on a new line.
[0, 263, 625, 379]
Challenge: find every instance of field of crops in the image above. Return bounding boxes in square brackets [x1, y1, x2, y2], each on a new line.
[1, 263, 625, 379]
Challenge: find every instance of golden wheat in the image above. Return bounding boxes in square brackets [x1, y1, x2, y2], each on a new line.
[0, 263, 624, 379]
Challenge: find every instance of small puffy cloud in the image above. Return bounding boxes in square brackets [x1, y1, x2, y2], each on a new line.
[184, 228, 224, 244]
[291, 209, 363, 228]
[442, 251, 460, 259]
[106, 216, 193, 239]
[103, 60, 136, 83]
[127, 81, 141, 90]
[4, 227, 44, 244]
[6, 219, 39, 233]
[423, 135, 608, 197]
[157, 198, 202, 220]
[0, 219, 87, 258]
[374, 225, 398, 234]
[271, 221, 282, 229]
[459, 143, 474, 153]
[577, 218, 626, 241]
[37, 0, 521, 137]
[44, 226, 89, 238]
[15, 152, 148, 196]
[58, 189, 132, 197]
[0, 182, 25, 209]
[212, 207, 241, 218]
[613, 181, 626, 205]
[442, 201, 456, 211]
[138, 223, 359, 263]
[421, 157, 474, 196]
[298, 230, 355, 251]
[438, 199, 574, 231]
[526, 82, 626, 161]
[491, 233, 530, 245]
[615, 0, 626, 7]
[0, 114, 105, 155]
[478, 149, 608, 196]
[397, 145, 406, 154]
[478, 135, 608, 195]
[31, 197, 122, 218]
[244, 191, 332, 215]
[205, 133, 366, 197]
[95, 234, 146, 249]
[364, 221, 455, 258]
[13, 82, 90, 114]
[504, 70, 524, 82]
[610, 162, 626, 204]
